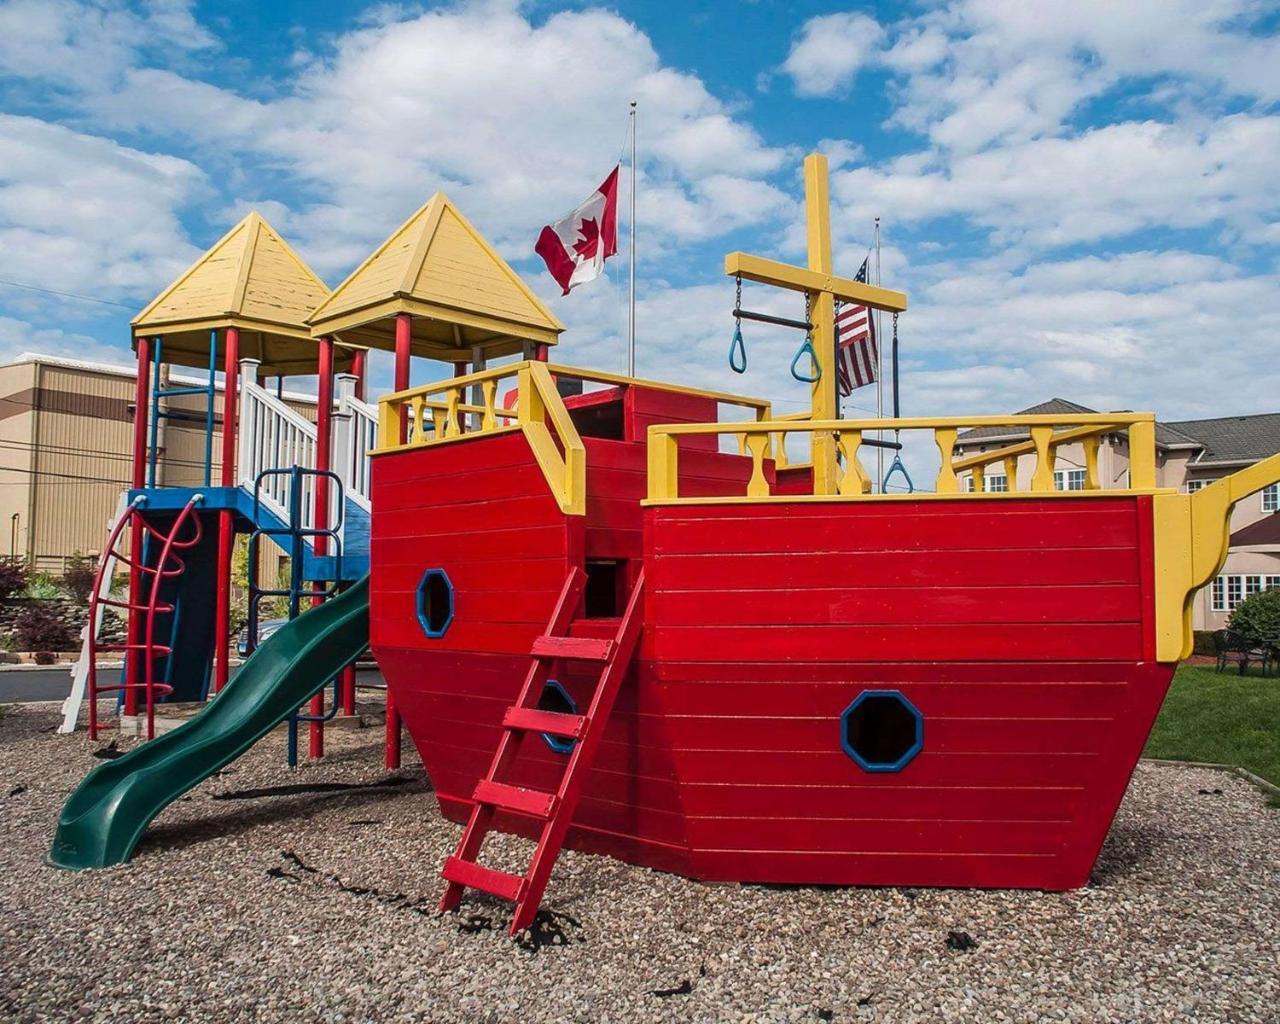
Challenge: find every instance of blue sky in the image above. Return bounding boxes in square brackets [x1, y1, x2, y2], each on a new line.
[0, 0, 1278, 425]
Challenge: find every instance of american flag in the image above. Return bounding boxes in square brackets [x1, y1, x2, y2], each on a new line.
[835, 257, 877, 396]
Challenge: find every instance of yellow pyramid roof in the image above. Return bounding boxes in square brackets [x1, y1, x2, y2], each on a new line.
[308, 193, 563, 360]
[133, 212, 353, 376]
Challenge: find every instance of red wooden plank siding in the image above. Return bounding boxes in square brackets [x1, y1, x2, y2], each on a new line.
[370, 429, 691, 872]
[367, 407, 1174, 892]
[643, 498, 1172, 888]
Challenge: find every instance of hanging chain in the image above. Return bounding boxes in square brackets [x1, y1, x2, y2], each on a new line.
[734, 273, 742, 314]
[892, 311, 901, 437]
[804, 291, 812, 339]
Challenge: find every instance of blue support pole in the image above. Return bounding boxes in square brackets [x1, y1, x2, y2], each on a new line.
[148, 337, 163, 488]
[203, 330, 217, 487]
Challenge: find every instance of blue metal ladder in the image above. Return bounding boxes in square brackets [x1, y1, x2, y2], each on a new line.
[147, 333, 218, 488]
[244, 466, 345, 766]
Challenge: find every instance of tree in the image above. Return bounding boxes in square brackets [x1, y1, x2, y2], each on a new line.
[1227, 588, 1280, 646]
[63, 552, 97, 605]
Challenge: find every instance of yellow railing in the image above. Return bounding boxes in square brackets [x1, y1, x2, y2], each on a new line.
[376, 361, 584, 514]
[375, 361, 773, 515]
[736, 410, 812, 470]
[647, 413, 1160, 503]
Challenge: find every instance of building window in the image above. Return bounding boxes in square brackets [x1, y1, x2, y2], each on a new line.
[964, 473, 1008, 493]
[1263, 484, 1279, 512]
[1211, 574, 1280, 612]
[1054, 469, 1087, 491]
[1186, 479, 1210, 493]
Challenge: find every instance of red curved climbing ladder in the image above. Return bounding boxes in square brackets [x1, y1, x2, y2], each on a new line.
[87, 496, 204, 741]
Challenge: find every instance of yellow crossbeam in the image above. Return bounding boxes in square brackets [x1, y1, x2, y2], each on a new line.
[724, 252, 909, 313]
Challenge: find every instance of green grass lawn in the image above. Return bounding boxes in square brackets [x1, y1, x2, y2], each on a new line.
[1145, 663, 1280, 793]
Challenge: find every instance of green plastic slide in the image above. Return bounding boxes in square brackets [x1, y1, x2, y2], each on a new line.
[48, 575, 371, 871]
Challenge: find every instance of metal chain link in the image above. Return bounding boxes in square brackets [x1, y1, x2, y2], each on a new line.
[734, 273, 742, 314]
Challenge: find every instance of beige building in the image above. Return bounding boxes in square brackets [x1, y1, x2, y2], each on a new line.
[955, 398, 1280, 631]
[0, 352, 317, 572]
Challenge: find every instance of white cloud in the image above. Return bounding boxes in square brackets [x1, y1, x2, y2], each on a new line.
[831, 115, 1280, 250]
[886, 0, 1280, 152]
[894, 248, 1280, 421]
[0, 114, 205, 303]
[0, 0, 215, 92]
[86, 4, 790, 277]
[0, 315, 126, 364]
[781, 12, 885, 98]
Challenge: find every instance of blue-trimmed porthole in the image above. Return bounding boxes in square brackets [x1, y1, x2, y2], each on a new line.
[537, 680, 578, 755]
[416, 569, 454, 638]
[840, 690, 923, 773]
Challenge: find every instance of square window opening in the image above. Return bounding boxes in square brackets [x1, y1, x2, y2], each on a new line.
[584, 560, 623, 618]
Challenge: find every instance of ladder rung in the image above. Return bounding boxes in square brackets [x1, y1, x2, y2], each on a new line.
[441, 857, 524, 902]
[473, 779, 556, 819]
[503, 706, 587, 739]
[97, 598, 173, 614]
[530, 635, 613, 662]
[94, 683, 175, 696]
[95, 643, 173, 654]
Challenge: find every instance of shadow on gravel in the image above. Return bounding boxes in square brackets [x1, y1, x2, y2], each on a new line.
[210, 774, 421, 801]
[259, 848, 588, 954]
[137, 772, 430, 858]
[1089, 822, 1171, 886]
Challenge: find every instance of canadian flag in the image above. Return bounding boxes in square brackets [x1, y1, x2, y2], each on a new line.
[535, 166, 620, 295]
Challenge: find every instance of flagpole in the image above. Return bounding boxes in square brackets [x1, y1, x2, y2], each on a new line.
[628, 100, 637, 378]
[874, 217, 883, 488]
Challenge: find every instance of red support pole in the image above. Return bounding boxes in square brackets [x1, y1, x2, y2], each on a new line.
[310, 336, 335, 759]
[351, 348, 367, 402]
[534, 343, 549, 362]
[125, 337, 152, 717]
[342, 350, 367, 718]
[213, 327, 240, 695]
[385, 314, 411, 769]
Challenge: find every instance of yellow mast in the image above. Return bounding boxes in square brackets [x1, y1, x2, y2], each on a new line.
[724, 153, 908, 493]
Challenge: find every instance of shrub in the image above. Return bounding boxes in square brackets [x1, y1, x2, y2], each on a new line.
[25, 572, 64, 600]
[0, 558, 28, 599]
[1192, 630, 1218, 656]
[33, 650, 58, 665]
[14, 603, 75, 652]
[63, 552, 97, 604]
[1227, 588, 1280, 646]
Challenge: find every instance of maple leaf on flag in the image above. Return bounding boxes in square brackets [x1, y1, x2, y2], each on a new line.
[572, 217, 601, 260]
[534, 166, 620, 295]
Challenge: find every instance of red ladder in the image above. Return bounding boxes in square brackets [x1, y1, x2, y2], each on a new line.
[88, 496, 203, 741]
[439, 566, 646, 935]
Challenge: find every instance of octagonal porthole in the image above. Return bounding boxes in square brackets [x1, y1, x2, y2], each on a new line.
[840, 690, 923, 773]
[537, 680, 577, 755]
[416, 569, 454, 638]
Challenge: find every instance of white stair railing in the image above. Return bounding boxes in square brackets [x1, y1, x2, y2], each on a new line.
[236, 357, 325, 534]
[332, 374, 375, 513]
[236, 359, 374, 546]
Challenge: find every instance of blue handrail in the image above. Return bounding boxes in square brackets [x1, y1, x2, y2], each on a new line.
[147, 332, 217, 488]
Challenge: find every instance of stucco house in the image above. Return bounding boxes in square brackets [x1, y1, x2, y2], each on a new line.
[954, 398, 1280, 631]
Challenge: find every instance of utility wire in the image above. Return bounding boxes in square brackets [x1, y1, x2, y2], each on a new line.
[0, 278, 135, 310]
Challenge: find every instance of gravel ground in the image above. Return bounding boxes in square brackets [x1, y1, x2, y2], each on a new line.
[2, 702, 1277, 1024]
